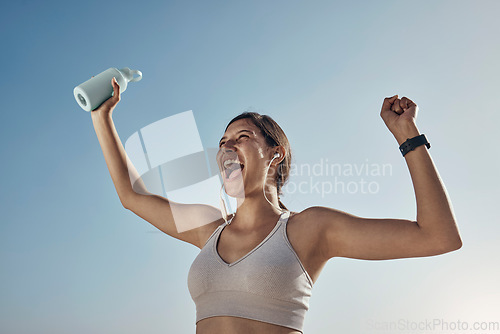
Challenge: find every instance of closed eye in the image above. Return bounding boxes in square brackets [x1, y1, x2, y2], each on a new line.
[219, 135, 249, 147]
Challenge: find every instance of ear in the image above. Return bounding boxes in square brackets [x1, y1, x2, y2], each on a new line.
[273, 146, 286, 165]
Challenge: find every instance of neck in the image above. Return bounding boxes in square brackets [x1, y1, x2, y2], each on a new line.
[230, 190, 284, 229]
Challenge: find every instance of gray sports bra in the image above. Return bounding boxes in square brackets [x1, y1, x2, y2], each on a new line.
[187, 211, 314, 332]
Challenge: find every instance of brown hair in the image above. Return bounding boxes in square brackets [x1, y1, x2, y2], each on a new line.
[225, 112, 291, 210]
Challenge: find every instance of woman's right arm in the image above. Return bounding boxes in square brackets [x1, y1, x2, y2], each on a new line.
[90, 78, 143, 202]
[90, 78, 221, 248]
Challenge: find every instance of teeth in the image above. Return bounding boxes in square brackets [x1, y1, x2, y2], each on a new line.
[223, 159, 241, 168]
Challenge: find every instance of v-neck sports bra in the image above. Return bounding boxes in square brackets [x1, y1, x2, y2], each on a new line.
[187, 211, 314, 333]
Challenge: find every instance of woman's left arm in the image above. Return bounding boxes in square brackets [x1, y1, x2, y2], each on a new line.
[310, 95, 462, 261]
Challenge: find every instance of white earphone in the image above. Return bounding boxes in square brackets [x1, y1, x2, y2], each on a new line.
[273, 152, 280, 159]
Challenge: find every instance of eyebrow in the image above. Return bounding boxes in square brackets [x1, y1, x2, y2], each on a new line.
[219, 129, 253, 146]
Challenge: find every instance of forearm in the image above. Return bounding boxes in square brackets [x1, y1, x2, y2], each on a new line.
[394, 122, 462, 249]
[91, 112, 149, 202]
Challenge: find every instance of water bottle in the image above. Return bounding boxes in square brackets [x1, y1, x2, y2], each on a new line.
[73, 67, 142, 112]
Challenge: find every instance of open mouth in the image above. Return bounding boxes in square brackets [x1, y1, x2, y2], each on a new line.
[223, 159, 245, 179]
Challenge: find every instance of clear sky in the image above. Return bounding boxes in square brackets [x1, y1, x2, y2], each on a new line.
[1, 0, 499, 333]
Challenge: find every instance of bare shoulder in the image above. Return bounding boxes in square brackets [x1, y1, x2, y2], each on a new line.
[195, 213, 235, 249]
[286, 206, 354, 258]
[292, 206, 367, 257]
[294, 206, 352, 219]
[288, 206, 345, 230]
[286, 208, 322, 252]
[286, 207, 340, 283]
[287, 207, 326, 235]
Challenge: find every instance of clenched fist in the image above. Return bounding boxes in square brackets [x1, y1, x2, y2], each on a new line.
[380, 95, 421, 145]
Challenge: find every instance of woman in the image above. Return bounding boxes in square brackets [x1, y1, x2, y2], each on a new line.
[92, 78, 462, 334]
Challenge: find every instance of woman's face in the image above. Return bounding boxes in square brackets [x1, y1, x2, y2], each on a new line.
[217, 119, 275, 198]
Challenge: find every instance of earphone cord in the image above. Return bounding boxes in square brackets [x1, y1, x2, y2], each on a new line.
[263, 156, 284, 213]
[219, 183, 228, 224]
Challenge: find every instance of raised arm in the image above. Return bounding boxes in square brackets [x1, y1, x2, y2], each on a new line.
[90, 78, 146, 201]
[310, 95, 462, 261]
[90, 78, 221, 248]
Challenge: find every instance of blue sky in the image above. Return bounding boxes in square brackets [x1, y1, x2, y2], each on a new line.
[1, 0, 499, 333]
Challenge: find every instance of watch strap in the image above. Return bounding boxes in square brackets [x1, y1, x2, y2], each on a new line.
[399, 134, 431, 157]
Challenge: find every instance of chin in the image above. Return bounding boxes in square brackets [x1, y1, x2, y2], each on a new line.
[224, 184, 246, 199]
[223, 178, 246, 199]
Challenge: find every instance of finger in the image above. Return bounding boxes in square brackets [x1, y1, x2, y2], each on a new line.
[391, 99, 403, 114]
[112, 77, 121, 100]
[402, 96, 416, 109]
[400, 97, 409, 110]
[381, 94, 399, 112]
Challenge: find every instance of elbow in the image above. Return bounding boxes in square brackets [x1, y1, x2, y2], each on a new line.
[452, 236, 463, 251]
[421, 228, 463, 255]
[119, 196, 131, 210]
[444, 224, 463, 253]
[445, 239, 462, 253]
[420, 219, 463, 255]
[436, 236, 463, 254]
[119, 191, 142, 210]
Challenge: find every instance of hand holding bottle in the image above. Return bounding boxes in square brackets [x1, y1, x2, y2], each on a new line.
[91, 77, 121, 118]
[74, 67, 142, 112]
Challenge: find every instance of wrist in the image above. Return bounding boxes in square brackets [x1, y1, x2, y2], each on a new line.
[393, 122, 421, 146]
[399, 134, 430, 157]
[91, 109, 113, 121]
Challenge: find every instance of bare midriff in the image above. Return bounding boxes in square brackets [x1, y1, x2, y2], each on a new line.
[196, 316, 302, 334]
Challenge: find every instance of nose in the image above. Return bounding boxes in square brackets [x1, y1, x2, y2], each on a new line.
[220, 140, 236, 150]
[217, 141, 236, 163]
[220, 147, 235, 158]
